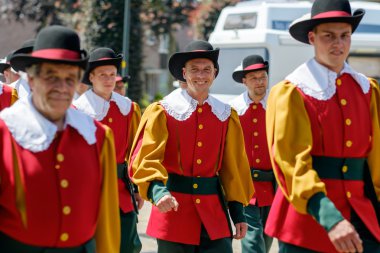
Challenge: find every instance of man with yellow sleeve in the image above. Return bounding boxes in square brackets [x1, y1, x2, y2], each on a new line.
[265, 0, 380, 252]
[0, 25, 120, 253]
[129, 40, 254, 253]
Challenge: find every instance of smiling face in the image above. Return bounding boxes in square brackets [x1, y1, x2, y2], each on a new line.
[182, 58, 216, 102]
[308, 22, 352, 73]
[89, 65, 117, 100]
[242, 69, 268, 101]
[28, 62, 81, 123]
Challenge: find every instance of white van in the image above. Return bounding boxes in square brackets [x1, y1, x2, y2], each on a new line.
[208, 0, 380, 102]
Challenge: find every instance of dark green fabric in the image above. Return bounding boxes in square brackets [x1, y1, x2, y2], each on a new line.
[166, 173, 219, 195]
[241, 204, 273, 253]
[250, 169, 274, 182]
[279, 241, 315, 253]
[228, 201, 246, 224]
[147, 181, 170, 205]
[0, 232, 96, 253]
[307, 192, 344, 232]
[312, 156, 366, 180]
[120, 211, 142, 253]
[157, 226, 232, 253]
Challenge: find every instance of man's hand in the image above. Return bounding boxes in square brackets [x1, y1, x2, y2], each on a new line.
[134, 193, 144, 210]
[156, 195, 179, 213]
[328, 219, 363, 253]
[234, 222, 247, 240]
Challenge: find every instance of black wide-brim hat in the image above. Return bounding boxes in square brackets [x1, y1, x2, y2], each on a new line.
[232, 55, 269, 83]
[0, 52, 13, 74]
[13, 39, 36, 55]
[169, 40, 219, 82]
[10, 25, 88, 72]
[289, 0, 365, 44]
[82, 47, 122, 85]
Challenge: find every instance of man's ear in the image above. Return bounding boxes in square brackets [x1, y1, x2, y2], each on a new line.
[308, 31, 315, 45]
[89, 72, 94, 83]
[182, 68, 186, 80]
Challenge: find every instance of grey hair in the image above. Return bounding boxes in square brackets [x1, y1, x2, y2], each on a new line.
[26, 63, 84, 81]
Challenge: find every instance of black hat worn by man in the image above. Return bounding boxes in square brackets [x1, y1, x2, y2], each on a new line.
[232, 55, 269, 83]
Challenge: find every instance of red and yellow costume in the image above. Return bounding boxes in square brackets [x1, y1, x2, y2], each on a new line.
[0, 97, 120, 252]
[129, 88, 254, 245]
[265, 59, 380, 252]
[0, 83, 18, 110]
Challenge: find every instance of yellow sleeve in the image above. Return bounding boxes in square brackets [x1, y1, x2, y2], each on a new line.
[266, 82, 326, 214]
[130, 103, 169, 200]
[367, 79, 380, 201]
[125, 102, 141, 161]
[11, 88, 18, 105]
[95, 126, 120, 253]
[219, 109, 254, 206]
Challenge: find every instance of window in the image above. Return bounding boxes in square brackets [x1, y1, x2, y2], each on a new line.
[347, 54, 380, 82]
[223, 13, 257, 30]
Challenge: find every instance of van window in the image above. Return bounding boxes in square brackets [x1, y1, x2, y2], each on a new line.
[272, 20, 292, 30]
[211, 47, 268, 96]
[356, 24, 380, 33]
[223, 13, 257, 30]
[347, 54, 380, 82]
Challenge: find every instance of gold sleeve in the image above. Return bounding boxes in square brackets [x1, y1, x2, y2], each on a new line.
[95, 126, 120, 253]
[125, 102, 142, 161]
[266, 82, 326, 214]
[367, 79, 380, 201]
[219, 109, 254, 206]
[130, 103, 169, 200]
[11, 88, 18, 105]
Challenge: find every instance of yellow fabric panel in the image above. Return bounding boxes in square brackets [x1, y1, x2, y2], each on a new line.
[125, 102, 141, 162]
[266, 82, 326, 214]
[130, 103, 169, 200]
[219, 109, 254, 206]
[367, 79, 380, 201]
[95, 126, 120, 253]
[11, 88, 18, 105]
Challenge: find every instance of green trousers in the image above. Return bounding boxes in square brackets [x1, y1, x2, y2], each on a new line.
[120, 210, 142, 253]
[156, 225, 232, 253]
[241, 204, 273, 253]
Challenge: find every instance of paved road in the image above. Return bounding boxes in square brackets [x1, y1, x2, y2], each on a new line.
[137, 202, 279, 253]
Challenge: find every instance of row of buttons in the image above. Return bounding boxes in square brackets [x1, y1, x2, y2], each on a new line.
[337, 79, 353, 149]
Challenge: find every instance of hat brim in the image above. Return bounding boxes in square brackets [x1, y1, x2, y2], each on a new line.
[13, 46, 34, 55]
[10, 51, 89, 72]
[289, 9, 365, 44]
[82, 56, 122, 85]
[168, 50, 219, 82]
[0, 63, 10, 74]
[232, 65, 269, 83]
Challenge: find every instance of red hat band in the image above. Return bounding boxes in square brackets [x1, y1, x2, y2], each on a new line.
[244, 63, 266, 71]
[313, 11, 351, 20]
[31, 49, 80, 60]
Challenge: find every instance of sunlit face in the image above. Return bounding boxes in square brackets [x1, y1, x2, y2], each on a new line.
[28, 62, 80, 122]
[183, 58, 216, 97]
[89, 65, 117, 99]
[308, 22, 352, 73]
[242, 70, 268, 97]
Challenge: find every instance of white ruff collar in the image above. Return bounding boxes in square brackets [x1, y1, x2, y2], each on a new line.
[0, 96, 97, 152]
[161, 88, 231, 122]
[73, 90, 132, 121]
[9, 77, 31, 99]
[229, 91, 267, 116]
[286, 58, 370, 100]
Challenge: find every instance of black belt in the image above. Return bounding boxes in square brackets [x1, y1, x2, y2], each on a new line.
[312, 156, 366, 180]
[250, 168, 274, 182]
[167, 173, 220, 195]
[117, 162, 139, 214]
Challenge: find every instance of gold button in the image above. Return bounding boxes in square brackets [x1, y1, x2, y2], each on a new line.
[346, 191, 351, 198]
[336, 79, 342, 86]
[340, 99, 347, 106]
[198, 124, 203, 130]
[60, 233, 69, 242]
[193, 183, 198, 189]
[195, 198, 201, 204]
[253, 131, 258, 137]
[57, 153, 64, 162]
[253, 118, 258, 123]
[196, 159, 202, 165]
[108, 118, 113, 123]
[254, 145, 259, 149]
[198, 108, 203, 113]
[252, 104, 257, 110]
[63, 206, 71, 215]
[197, 141, 202, 147]
[256, 159, 261, 164]
[55, 164, 60, 170]
[60, 179, 69, 188]
[149, 198, 153, 203]
[253, 173, 259, 178]
[345, 118, 351, 126]
[346, 140, 352, 147]
[342, 165, 348, 173]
